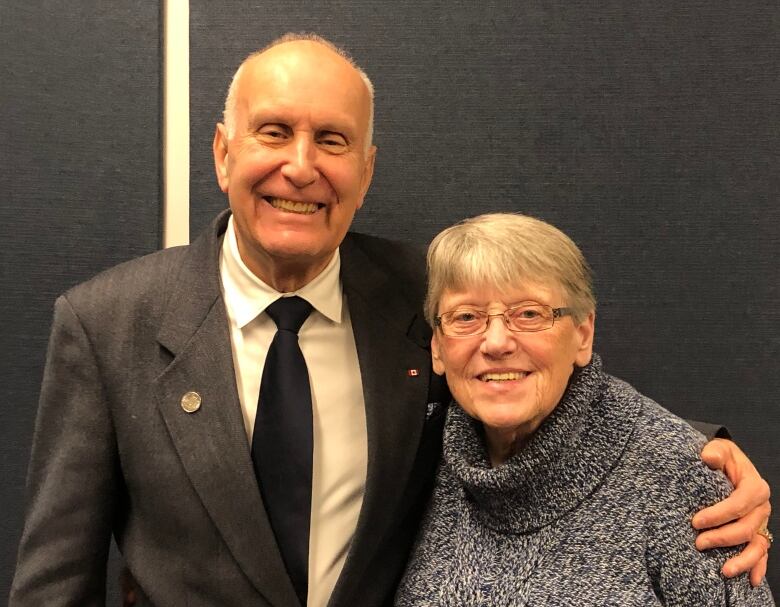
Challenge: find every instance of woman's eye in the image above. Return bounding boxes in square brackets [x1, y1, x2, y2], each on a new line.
[510, 306, 546, 323]
[452, 312, 479, 323]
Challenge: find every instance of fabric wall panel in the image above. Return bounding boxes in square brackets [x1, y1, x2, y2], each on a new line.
[198, 0, 777, 589]
[1, 2, 162, 599]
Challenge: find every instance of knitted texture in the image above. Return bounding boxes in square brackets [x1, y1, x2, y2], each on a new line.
[396, 354, 775, 606]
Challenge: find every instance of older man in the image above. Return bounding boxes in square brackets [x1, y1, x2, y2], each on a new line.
[10, 34, 771, 607]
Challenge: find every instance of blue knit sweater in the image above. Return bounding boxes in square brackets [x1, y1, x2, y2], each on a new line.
[395, 355, 774, 606]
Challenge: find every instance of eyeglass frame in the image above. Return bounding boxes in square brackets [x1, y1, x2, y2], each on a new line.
[433, 302, 575, 337]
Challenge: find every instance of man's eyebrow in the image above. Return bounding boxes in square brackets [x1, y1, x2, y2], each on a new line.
[245, 108, 360, 138]
[316, 115, 362, 138]
[317, 126, 352, 137]
[246, 110, 290, 127]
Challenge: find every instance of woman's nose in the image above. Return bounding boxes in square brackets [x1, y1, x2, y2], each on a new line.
[480, 315, 517, 357]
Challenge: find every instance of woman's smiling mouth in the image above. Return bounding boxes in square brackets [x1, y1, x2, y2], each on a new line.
[478, 371, 530, 382]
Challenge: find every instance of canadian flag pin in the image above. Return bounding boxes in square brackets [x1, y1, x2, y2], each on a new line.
[407, 369, 419, 377]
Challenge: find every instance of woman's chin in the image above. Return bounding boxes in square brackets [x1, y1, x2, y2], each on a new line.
[475, 403, 534, 434]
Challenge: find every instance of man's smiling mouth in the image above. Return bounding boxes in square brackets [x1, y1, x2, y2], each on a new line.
[263, 196, 324, 215]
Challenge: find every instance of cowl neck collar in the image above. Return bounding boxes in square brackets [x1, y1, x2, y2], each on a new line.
[443, 354, 640, 533]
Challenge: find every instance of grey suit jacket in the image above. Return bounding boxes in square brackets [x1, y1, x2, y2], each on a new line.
[11, 211, 449, 607]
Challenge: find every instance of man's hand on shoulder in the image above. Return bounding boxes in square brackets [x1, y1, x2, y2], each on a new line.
[693, 438, 771, 587]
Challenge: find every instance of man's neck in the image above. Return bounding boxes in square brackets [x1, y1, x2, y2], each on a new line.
[260, 259, 331, 293]
[235, 239, 335, 293]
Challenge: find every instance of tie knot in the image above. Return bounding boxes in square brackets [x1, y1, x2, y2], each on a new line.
[266, 296, 313, 334]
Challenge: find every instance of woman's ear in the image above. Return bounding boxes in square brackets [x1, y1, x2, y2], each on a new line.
[431, 333, 446, 376]
[574, 311, 595, 367]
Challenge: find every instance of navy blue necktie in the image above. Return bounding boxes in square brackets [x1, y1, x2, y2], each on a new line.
[253, 296, 313, 607]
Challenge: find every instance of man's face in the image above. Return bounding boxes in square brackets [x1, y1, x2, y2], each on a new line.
[213, 41, 376, 289]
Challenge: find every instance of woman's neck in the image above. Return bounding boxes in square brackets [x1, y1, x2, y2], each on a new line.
[484, 426, 528, 467]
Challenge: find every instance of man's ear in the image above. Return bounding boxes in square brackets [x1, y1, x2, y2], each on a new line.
[574, 311, 596, 367]
[431, 332, 446, 376]
[213, 123, 230, 192]
[356, 145, 376, 210]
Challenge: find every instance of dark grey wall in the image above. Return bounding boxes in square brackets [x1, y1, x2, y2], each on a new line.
[1, 1, 162, 600]
[2, 0, 777, 601]
[191, 0, 779, 589]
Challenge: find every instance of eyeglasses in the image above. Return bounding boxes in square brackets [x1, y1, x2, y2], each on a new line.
[434, 302, 574, 337]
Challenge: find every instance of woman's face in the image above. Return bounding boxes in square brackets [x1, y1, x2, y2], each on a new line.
[431, 282, 594, 440]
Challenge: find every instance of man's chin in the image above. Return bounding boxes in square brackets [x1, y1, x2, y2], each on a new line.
[259, 239, 332, 264]
[248, 235, 337, 277]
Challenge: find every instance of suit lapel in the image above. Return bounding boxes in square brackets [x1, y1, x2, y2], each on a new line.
[153, 211, 298, 607]
[331, 235, 432, 603]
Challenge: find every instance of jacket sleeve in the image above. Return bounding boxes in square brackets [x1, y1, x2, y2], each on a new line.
[10, 295, 118, 606]
[686, 420, 732, 441]
[646, 458, 774, 606]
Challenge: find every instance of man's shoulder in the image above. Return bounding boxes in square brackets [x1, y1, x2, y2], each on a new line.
[60, 244, 194, 326]
[67, 245, 186, 296]
[62, 211, 225, 316]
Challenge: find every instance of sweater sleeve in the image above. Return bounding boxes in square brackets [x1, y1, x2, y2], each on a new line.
[646, 458, 774, 606]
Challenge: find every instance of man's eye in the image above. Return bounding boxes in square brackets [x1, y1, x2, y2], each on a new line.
[257, 125, 289, 140]
[318, 133, 348, 149]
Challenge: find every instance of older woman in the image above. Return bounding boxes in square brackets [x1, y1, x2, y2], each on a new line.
[396, 214, 774, 606]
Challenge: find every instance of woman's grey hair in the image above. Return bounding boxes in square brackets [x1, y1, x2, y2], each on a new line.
[425, 213, 596, 326]
[222, 32, 375, 151]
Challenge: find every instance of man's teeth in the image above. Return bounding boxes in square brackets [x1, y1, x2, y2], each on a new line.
[479, 371, 528, 382]
[269, 198, 319, 214]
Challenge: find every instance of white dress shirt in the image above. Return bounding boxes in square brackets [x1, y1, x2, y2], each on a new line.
[219, 216, 367, 607]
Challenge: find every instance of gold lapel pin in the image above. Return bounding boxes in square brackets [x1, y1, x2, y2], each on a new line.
[180, 391, 202, 413]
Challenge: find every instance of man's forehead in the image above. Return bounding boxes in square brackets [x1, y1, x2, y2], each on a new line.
[242, 41, 361, 90]
[235, 43, 370, 129]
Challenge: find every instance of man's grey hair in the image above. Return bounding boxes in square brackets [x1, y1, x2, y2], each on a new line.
[425, 213, 596, 326]
[222, 32, 375, 152]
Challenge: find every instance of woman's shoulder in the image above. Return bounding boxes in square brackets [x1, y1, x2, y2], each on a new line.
[605, 376, 706, 458]
[600, 378, 774, 605]
[602, 375, 731, 502]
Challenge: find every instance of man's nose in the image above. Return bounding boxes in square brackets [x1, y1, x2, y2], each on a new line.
[280, 136, 318, 187]
[480, 315, 517, 357]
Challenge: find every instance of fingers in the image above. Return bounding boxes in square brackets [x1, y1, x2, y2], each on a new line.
[699, 438, 728, 471]
[692, 439, 770, 530]
[692, 482, 770, 531]
[696, 503, 771, 551]
[719, 532, 770, 583]
[749, 554, 768, 588]
[695, 438, 773, 584]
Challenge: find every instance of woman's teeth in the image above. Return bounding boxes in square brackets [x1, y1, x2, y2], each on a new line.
[479, 371, 528, 382]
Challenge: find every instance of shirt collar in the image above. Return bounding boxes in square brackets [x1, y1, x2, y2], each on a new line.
[220, 215, 343, 328]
